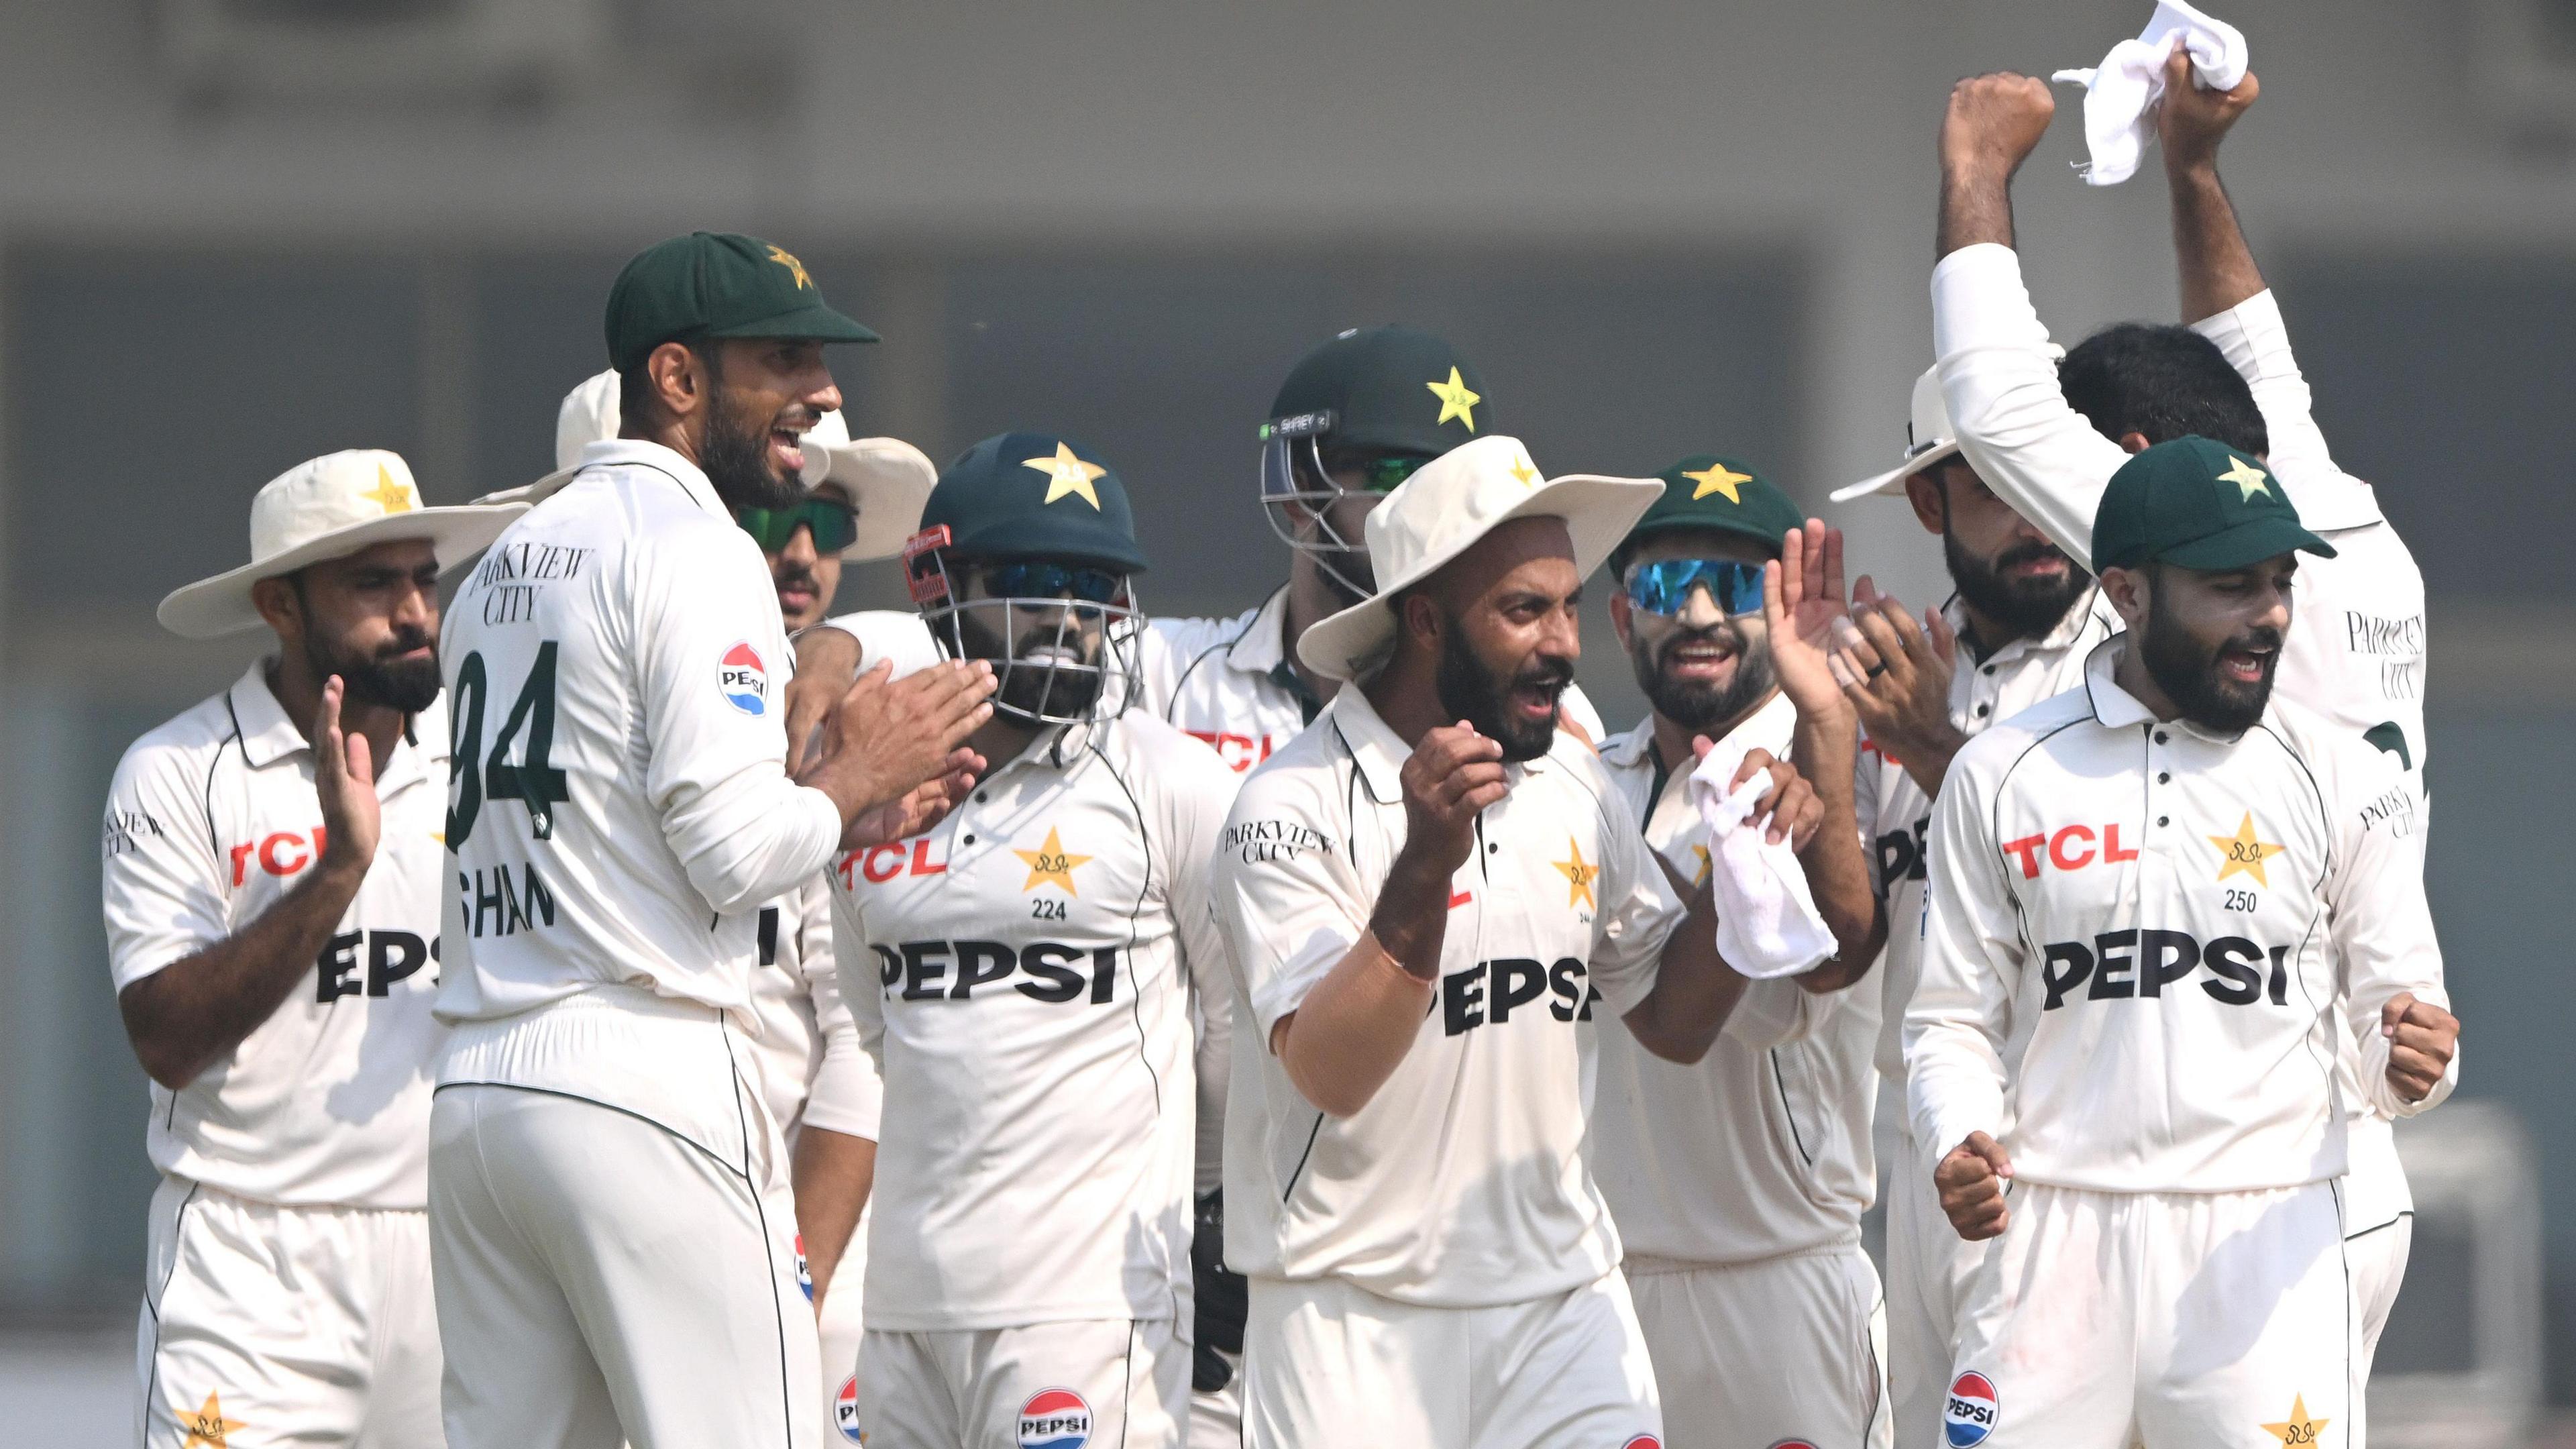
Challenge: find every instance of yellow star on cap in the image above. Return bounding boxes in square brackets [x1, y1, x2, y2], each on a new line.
[2259, 1394, 2329, 1446]
[1014, 826, 1095, 895]
[1022, 443, 1106, 510]
[766, 244, 812, 290]
[2208, 812, 2287, 887]
[2218, 455, 2272, 500]
[180, 1392, 246, 1449]
[1426, 367, 1481, 431]
[1554, 837, 1601, 910]
[1684, 462, 1752, 503]
[1508, 453, 1538, 486]
[362, 464, 415, 515]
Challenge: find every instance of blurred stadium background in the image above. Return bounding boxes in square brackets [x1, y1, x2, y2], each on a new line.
[1, 0, 2571, 1440]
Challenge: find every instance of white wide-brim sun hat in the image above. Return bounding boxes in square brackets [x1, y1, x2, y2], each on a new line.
[1831, 363, 1963, 503]
[157, 449, 526, 640]
[486, 369, 934, 560]
[1296, 434, 1665, 682]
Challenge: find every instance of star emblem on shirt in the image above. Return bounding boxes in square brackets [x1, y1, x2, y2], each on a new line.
[2259, 1394, 2328, 1445]
[766, 244, 812, 290]
[179, 1392, 247, 1449]
[361, 464, 415, 514]
[1553, 837, 1601, 910]
[2208, 811, 2287, 886]
[1683, 463, 1752, 503]
[1022, 443, 1106, 509]
[1014, 826, 1094, 895]
[1426, 367, 1482, 431]
[2218, 455, 2271, 500]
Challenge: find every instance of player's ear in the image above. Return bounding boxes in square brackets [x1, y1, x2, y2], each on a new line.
[1904, 470, 1947, 535]
[251, 573, 304, 641]
[2098, 564, 2151, 631]
[1607, 584, 1634, 649]
[644, 341, 707, 427]
[1398, 588, 1443, 650]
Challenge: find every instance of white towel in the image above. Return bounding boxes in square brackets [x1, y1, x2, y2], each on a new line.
[1686, 736, 1837, 980]
[2051, 1, 2249, 187]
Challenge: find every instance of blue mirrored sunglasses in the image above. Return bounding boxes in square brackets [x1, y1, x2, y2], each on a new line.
[1623, 558, 1765, 617]
[980, 561, 1124, 604]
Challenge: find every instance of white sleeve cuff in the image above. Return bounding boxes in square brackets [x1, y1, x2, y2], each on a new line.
[1931, 244, 2047, 361]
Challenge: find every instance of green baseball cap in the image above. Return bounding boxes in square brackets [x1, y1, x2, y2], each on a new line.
[2090, 435, 2336, 574]
[912, 431, 1149, 575]
[1620, 455, 1806, 558]
[604, 232, 879, 374]
[1262, 326, 1493, 457]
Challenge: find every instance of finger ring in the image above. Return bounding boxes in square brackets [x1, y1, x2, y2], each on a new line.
[1864, 661, 1888, 679]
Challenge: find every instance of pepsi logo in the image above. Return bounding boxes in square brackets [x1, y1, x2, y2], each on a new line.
[1945, 1371, 2000, 1447]
[833, 1374, 866, 1444]
[1016, 1387, 1091, 1449]
[720, 642, 771, 716]
[794, 1232, 812, 1301]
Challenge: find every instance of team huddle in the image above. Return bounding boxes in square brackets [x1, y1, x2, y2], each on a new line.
[101, 62, 2457, 1449]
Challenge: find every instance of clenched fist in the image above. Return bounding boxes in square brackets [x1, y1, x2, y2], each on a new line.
[1935, 1130, 2015, 1241]
[1939, 72, 2055, 186]
[2381, 992, 2459, 1104]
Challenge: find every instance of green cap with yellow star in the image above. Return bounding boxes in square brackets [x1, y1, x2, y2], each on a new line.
[914, 431, 1148, 574]
[1621, 454, 1806, 558]
[604, 231, 879, 374]
[1263, 326, 1493, 458]
[2091, 435, 2335, 574]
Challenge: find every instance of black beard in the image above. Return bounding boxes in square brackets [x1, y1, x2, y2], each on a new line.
[1944, 525, 2092, 641]
[699, 382, 803, 513]
[953, 604, 1105, 722]
[1631, 620, 1774, 735]
[307, 625, 441, 714]
[2138, 582, 2280, 735]
[1434, 619, 1570, 763]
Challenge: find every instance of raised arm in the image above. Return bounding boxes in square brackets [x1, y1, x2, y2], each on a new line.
[2160, 50, 2265, 324]
[1758, 521, 1884, 989]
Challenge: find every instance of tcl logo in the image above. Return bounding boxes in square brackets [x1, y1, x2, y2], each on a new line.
[1187, 729, 1275, 774]
[230, 828, 325, 887]
[836, 839, 948, 887]
[2000, 822, 2140, 879]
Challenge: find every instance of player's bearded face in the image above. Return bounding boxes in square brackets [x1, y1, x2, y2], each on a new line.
[2137, 564, 2287, 735]
[1434, 605, 1572, 764]
[952, 592, 1108, 721]
[291, 548, 443, 714]
[1631, 612, 1774, 734]
[1944, 517, 2091, 640]
[695, 347, 816, 515]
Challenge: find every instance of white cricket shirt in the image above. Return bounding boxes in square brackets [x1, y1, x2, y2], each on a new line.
[745, 879, 881, 1144]
[830, 710, 1235, 1332]
[101, 664, 450, 1209]
[1933, 246, 2428, 780]
[434, 441, 843, 1148]
[1588, 694, 1881, 1267]
[1856, 589, 2123, 1084]
[1214, 686, 1684, 1309]
[1906, 639, 2454, 1194]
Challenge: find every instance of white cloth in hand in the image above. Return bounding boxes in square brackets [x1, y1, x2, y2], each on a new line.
[2051, 0, 2249, 186]
[1686, 736, 1836, 980]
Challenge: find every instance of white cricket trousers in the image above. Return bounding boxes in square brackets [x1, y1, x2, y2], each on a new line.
[2343, 1112, 2414, 1387]
[427, 1083, 819, 1449]
[1944, 1179, 2357, 1448]
[858, 1317, 1188, 1448]
[1884, 1127, 1986, 1449]
[1625, 1242, 1890, 1449]
[136, 1175, 443, 1449]
[1240, 1271, 1661, 1449]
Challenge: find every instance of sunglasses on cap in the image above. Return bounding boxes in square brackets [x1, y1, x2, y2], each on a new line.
[735, 497, 858, 555]
[978, 561, 1125, 605]
[1623, 558, 1765, 618]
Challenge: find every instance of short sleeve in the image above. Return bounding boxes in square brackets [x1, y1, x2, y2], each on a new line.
[1212, 771, 1372, 1042]
[101, 737, 230, 994]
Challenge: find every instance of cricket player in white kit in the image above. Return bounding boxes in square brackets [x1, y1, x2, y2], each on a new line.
[1909, 437, 2460, 1447]
[106, 451, 521, 1448]
[1216, 436, 1815, 1449]
[1586, 459, 1890, 1449]
[532, 367, 941, 1445]
[831, 432, 1236, 1448]
[1931, 67, 2436, 1381]
[1824, 372, 2120, 1449]
[427, 231, 996, 1449]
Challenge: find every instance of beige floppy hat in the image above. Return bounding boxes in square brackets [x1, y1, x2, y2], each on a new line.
[156, 450, 525, 640]
[1295, 435, 1663, 682]
[486, 369, 933, 560]
[1831, 364, 1964, 503]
